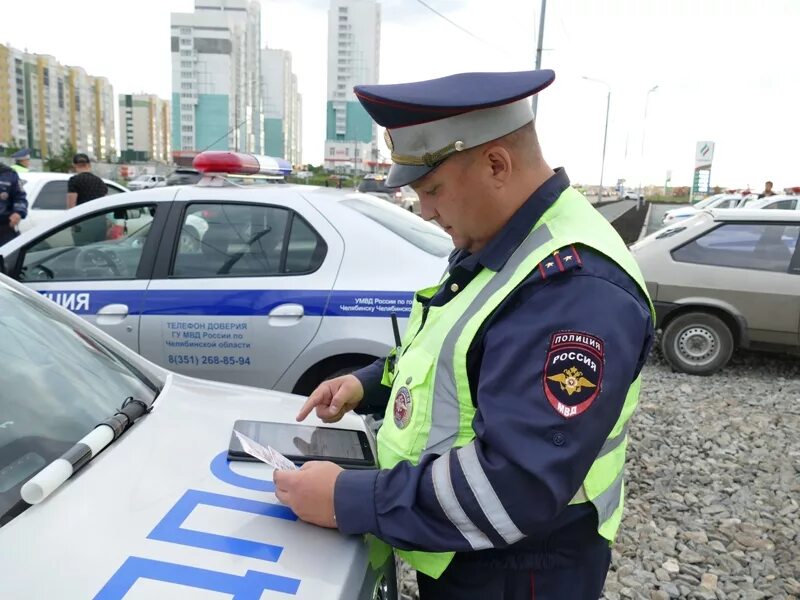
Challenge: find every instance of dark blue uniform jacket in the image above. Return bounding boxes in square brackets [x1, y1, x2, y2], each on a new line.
[335, 169, 654, 567]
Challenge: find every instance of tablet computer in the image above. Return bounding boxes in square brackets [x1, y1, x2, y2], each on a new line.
[227, 419, 377, 469]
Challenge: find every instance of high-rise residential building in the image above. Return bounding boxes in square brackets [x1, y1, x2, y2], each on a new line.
[0, 45, 29, 149]
[261, 48, 302, 166]
[170, 0, 263, 156]
[119, 94, 171, 162]
[324, 0, 380, 173]
[0, 44, 116, 160]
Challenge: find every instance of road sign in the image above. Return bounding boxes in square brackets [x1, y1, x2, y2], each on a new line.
[695, 141, 715, 169]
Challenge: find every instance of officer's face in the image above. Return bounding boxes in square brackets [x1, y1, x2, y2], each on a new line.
[412, 151, 498, 253]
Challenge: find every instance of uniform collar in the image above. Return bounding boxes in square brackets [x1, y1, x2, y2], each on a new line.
[450, 168, 571, 273]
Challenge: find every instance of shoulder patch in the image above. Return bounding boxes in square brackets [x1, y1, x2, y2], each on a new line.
[536, 246, 582, 280]
[543, 330, 603, 419]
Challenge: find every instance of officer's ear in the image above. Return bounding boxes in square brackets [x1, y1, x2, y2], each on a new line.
[483, 145, 513, 187]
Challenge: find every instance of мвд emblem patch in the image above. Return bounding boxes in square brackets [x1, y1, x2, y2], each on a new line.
[543, 331, 604, 419]
[393, 386, 412, 429]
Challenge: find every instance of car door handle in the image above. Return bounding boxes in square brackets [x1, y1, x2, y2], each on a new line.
[268, 303, 304, 326]
[96, 303, 129, 325]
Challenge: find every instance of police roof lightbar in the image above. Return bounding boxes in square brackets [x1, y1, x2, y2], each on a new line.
[193, 151, 292, 176]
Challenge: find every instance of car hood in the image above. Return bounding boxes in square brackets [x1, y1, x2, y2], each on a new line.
[0, 373, 377, 599]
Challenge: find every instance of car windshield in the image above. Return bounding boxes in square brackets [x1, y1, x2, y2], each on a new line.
[0, 281, 160, 526]
[341, 195, 453, 257]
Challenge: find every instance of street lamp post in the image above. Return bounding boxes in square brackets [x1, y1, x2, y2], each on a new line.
[638, 84, 659, 209]
[582, 76, 611, 204]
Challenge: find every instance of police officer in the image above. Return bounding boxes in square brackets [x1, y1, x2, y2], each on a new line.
[274, 70, 654, 599]
[0, 159, 28, 246]
[10, 148, 31, 174]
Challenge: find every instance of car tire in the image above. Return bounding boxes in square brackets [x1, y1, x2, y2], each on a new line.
[661, 312, 734, 375]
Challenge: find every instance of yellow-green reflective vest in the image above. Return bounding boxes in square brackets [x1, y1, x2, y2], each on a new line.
[370, 187, 654, 579]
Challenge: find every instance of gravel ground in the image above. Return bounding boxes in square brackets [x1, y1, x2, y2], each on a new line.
[396, 347, 800, 600]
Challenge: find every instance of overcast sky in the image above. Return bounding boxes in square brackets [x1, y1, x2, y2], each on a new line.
[2, 0, 798, 188]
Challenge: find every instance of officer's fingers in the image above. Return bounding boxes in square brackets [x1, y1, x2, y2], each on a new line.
[297, 384, 331, 421]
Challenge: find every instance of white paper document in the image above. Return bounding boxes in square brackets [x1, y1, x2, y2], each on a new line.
[233, 430, 298, 471]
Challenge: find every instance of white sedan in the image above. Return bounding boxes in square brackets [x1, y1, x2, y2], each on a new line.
[17, 172, 128, 233]
[662, 194, 745, 225]
[0, 273, 394, 599]
[0, 152, 451, 396]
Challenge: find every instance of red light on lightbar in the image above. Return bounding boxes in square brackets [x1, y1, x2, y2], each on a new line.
[193, 151, 261, 175]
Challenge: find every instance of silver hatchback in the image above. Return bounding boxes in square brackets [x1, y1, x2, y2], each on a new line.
[631, 209, 800, 374]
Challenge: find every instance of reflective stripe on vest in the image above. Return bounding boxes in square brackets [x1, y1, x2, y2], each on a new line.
[376, 187, 655, 579]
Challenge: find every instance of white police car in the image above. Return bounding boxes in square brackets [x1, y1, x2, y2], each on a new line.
[0, 152, 452, 395]
[0, 272, 395, 599]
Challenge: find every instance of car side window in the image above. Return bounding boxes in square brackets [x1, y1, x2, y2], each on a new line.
[18, 205, 157, 282]
[672, 223, 799, 273]
[171, 203, 324, 278]
[34, 181, 69, 210]
[764, 199, 797, 210]
[285, 213, 327, 273]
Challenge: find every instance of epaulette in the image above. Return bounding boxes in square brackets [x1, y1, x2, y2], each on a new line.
[535, 245, 583, 280]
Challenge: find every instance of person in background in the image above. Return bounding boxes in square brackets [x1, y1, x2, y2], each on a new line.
[0, 160, 28, 246]
[757, 181, 776, 199]
[67, 153, 108, 245]
[10, 148, 31, 175]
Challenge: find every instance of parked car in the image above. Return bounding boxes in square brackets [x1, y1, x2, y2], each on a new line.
[621, 189, 644, 201]
[357, 175, 418, 212]
[0, 272, 395, 599]
[631, 208, 800, 374]
[127, 174, 167, 190]
[662, 194, 745, 225]
[15, 172, 128, 234]
[0, 152, 452, 395]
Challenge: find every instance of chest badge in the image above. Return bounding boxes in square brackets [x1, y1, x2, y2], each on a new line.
[393, 386, 413, 429]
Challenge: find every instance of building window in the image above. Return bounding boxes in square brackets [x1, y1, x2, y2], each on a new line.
[181, 82, 193, 90]
[57, 80, 64, 109]
[43, 68, 50, 86]
[180, 92, 194, 99]
[181, 71, 193, 79]
[181, 125, 193, 132]
[182, 114, 193, 122]
[181, 61, 193, 68]
[180, 50, 192, 57]
[180, 27, 191, 34]
[180, 38, 192, 47]
[181, 104, 193, 111]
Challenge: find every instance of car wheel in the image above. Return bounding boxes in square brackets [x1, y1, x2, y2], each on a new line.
[661, 312, 734, 375]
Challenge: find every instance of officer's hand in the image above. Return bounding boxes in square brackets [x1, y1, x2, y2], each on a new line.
[9, 213, 21, 227]
[273, 461, 342, 528]
[297, 374, 364, 423]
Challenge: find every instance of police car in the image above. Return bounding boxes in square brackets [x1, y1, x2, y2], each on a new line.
[0, 152, 452, 395]
[0, 273, 395, 599]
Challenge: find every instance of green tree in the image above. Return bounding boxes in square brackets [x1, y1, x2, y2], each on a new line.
[44, 142, 77, 173]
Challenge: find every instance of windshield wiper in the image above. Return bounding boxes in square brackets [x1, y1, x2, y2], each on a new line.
[20, 397, 151, 505]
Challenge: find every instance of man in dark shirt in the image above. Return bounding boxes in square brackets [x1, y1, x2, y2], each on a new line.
[67, 153, 107, 208]
[67, 153, 108, 245]
[757, 180, 776, 199]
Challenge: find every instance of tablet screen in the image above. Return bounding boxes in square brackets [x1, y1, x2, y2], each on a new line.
[229, 420, 375, 467]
